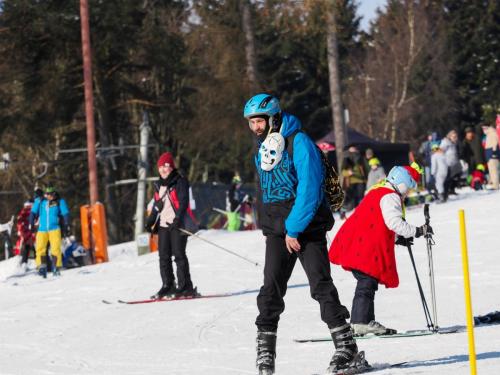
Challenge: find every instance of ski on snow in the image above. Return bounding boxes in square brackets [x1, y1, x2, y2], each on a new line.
[310, 351, 409, 375]
[117, 292, 231, 304]
[310, 360, 408, 375]
[295, 326, 462, 343]
[103, 282, 309, 305]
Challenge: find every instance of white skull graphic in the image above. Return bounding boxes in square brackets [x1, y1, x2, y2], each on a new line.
[260, 132, 285, 171]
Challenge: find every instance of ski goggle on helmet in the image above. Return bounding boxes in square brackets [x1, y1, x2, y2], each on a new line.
[387, 163, 422, 195]
[243, 94, 281, 129]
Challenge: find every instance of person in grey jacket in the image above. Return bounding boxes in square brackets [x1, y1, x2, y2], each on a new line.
[366, 158, 386, 190]
[431, 144, 448, 202]
[440, 130, 461, 195]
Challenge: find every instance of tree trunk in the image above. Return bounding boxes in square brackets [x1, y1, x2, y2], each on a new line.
[241, 0, 262, 225]
[241, 0, 260, 92]
[326, 1, 346, 171]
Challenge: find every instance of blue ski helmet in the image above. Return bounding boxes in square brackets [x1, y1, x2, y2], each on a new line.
[387, 166, 417, 190]
[243, 94, 281, 119]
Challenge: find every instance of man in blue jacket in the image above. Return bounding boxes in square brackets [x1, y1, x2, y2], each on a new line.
[29, 186, 70, 277]
[244, 94, 366, 375]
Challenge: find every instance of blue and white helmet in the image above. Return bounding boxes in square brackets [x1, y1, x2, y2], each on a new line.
[387, 166, 417, 194]
[243, 94, 281, 120]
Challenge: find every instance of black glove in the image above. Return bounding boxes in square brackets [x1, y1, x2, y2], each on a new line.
[153, 198, 164, 213]
[395, 236, 414, 246]
[169, 217, 180, 230]
[145, 213, 158, 233]
[415, 224, 434, 238]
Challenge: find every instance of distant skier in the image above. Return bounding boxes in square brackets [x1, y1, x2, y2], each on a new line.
[482, 123, 500, 190]
[329, 163, 433, 336]
[226, 173, 245, 212]
[15, 200, 36, 271]
[431, 144, 448, 202]
[366, 157, 386, 190]
[225, 173, 245, 231]
[244, 94, 367, 375]
[62, 235, 87, 268]
[145, 152, 197, 299]
[29, 186, 70, 277]
[469, 164, 486, 191]
[0, 216, 14, 259]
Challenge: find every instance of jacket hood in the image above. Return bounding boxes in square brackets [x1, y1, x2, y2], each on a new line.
[280, 112, 302, 138]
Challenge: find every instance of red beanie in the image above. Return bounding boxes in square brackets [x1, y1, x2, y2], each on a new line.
[157, 152, 175, 169]
[403, 165, 421, 183]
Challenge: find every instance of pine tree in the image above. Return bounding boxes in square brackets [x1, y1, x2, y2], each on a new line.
[444, 0, 500, 126]
[254, 0, 361, 140]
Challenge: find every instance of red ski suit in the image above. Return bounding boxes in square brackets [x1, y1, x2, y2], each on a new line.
[329, 187, 401, 288]
[15, 206, 35, 255]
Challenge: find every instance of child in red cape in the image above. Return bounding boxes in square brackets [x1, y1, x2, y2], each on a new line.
[329, 163, 433, 335]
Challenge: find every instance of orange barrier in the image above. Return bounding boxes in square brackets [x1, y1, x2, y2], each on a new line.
[149, 234, 158, 252]
[91, 202, 108, 263]
[80, 203, 109, 263]
[80, 205, 91, 250]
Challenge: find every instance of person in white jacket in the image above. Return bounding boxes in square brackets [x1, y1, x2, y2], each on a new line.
[329, 162, 433, 336]
[431, 144, 449, 202]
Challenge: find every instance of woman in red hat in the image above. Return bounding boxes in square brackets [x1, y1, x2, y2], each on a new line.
[146, 152, 198, 299]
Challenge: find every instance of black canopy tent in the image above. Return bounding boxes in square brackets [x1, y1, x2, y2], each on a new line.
[317, 127, 410, 171]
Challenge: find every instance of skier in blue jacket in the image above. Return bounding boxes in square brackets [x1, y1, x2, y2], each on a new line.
[244, 94, 366, 375]
[29, 186, 70, 277]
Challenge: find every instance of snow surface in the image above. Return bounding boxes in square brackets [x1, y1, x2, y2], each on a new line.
[1, 189, 500, 375]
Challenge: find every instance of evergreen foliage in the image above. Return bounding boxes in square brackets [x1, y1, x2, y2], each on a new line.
[0, 0, 498, 242]
[444, 0, 500, 127]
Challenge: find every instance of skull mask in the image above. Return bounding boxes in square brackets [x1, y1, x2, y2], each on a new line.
[259, 132, 285, 171]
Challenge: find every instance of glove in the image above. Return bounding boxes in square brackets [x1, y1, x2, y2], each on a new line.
[169, 217, 180, 230]
[153, 199, 164, 213]
[415, 224, 434, 238]
[145, 213, 158, 233]
[395, 236, 414, 247]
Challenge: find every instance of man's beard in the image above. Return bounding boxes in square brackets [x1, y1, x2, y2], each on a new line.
[256, 123, 271, 142]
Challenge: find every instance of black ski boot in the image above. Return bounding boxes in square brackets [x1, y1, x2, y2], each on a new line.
[256, 330, 276, 375]
[38, 265, 47, 279]
[38, 255, 47, 278]
[327, 323, 370, 374]
[51, 256, 61, 276]
[175, 285, 199, 298]
[151, 284, 176, 300]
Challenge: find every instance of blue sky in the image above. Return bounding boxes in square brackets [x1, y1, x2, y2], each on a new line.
[357, 0, 388, 31]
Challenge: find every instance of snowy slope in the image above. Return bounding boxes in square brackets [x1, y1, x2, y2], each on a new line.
[1, 189, 500, 375]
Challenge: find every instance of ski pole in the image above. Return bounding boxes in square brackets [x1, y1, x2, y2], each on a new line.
[406, 242, 436, 332]
[424, 204, 438, 330]
[178, 227, 260, 267]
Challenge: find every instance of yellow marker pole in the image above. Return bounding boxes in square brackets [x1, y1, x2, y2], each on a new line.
[459, 209, 477, 375]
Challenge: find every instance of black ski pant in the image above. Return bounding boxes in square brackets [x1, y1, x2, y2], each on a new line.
[350, 269, 379, 324]
[20, 243, 34, 264]
[158, 226, 193, 291]
[255, 234, 350, 332]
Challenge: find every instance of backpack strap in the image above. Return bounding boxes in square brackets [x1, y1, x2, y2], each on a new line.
[286, 129, 302, 162]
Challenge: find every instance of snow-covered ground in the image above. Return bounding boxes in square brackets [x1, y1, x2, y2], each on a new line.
[1, 189, 500, 375]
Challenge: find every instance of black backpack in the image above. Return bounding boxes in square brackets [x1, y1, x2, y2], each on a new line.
[287, 131, 345, 212]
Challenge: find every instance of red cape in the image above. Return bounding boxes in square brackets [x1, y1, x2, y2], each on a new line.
[329, 187, 400, 288]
